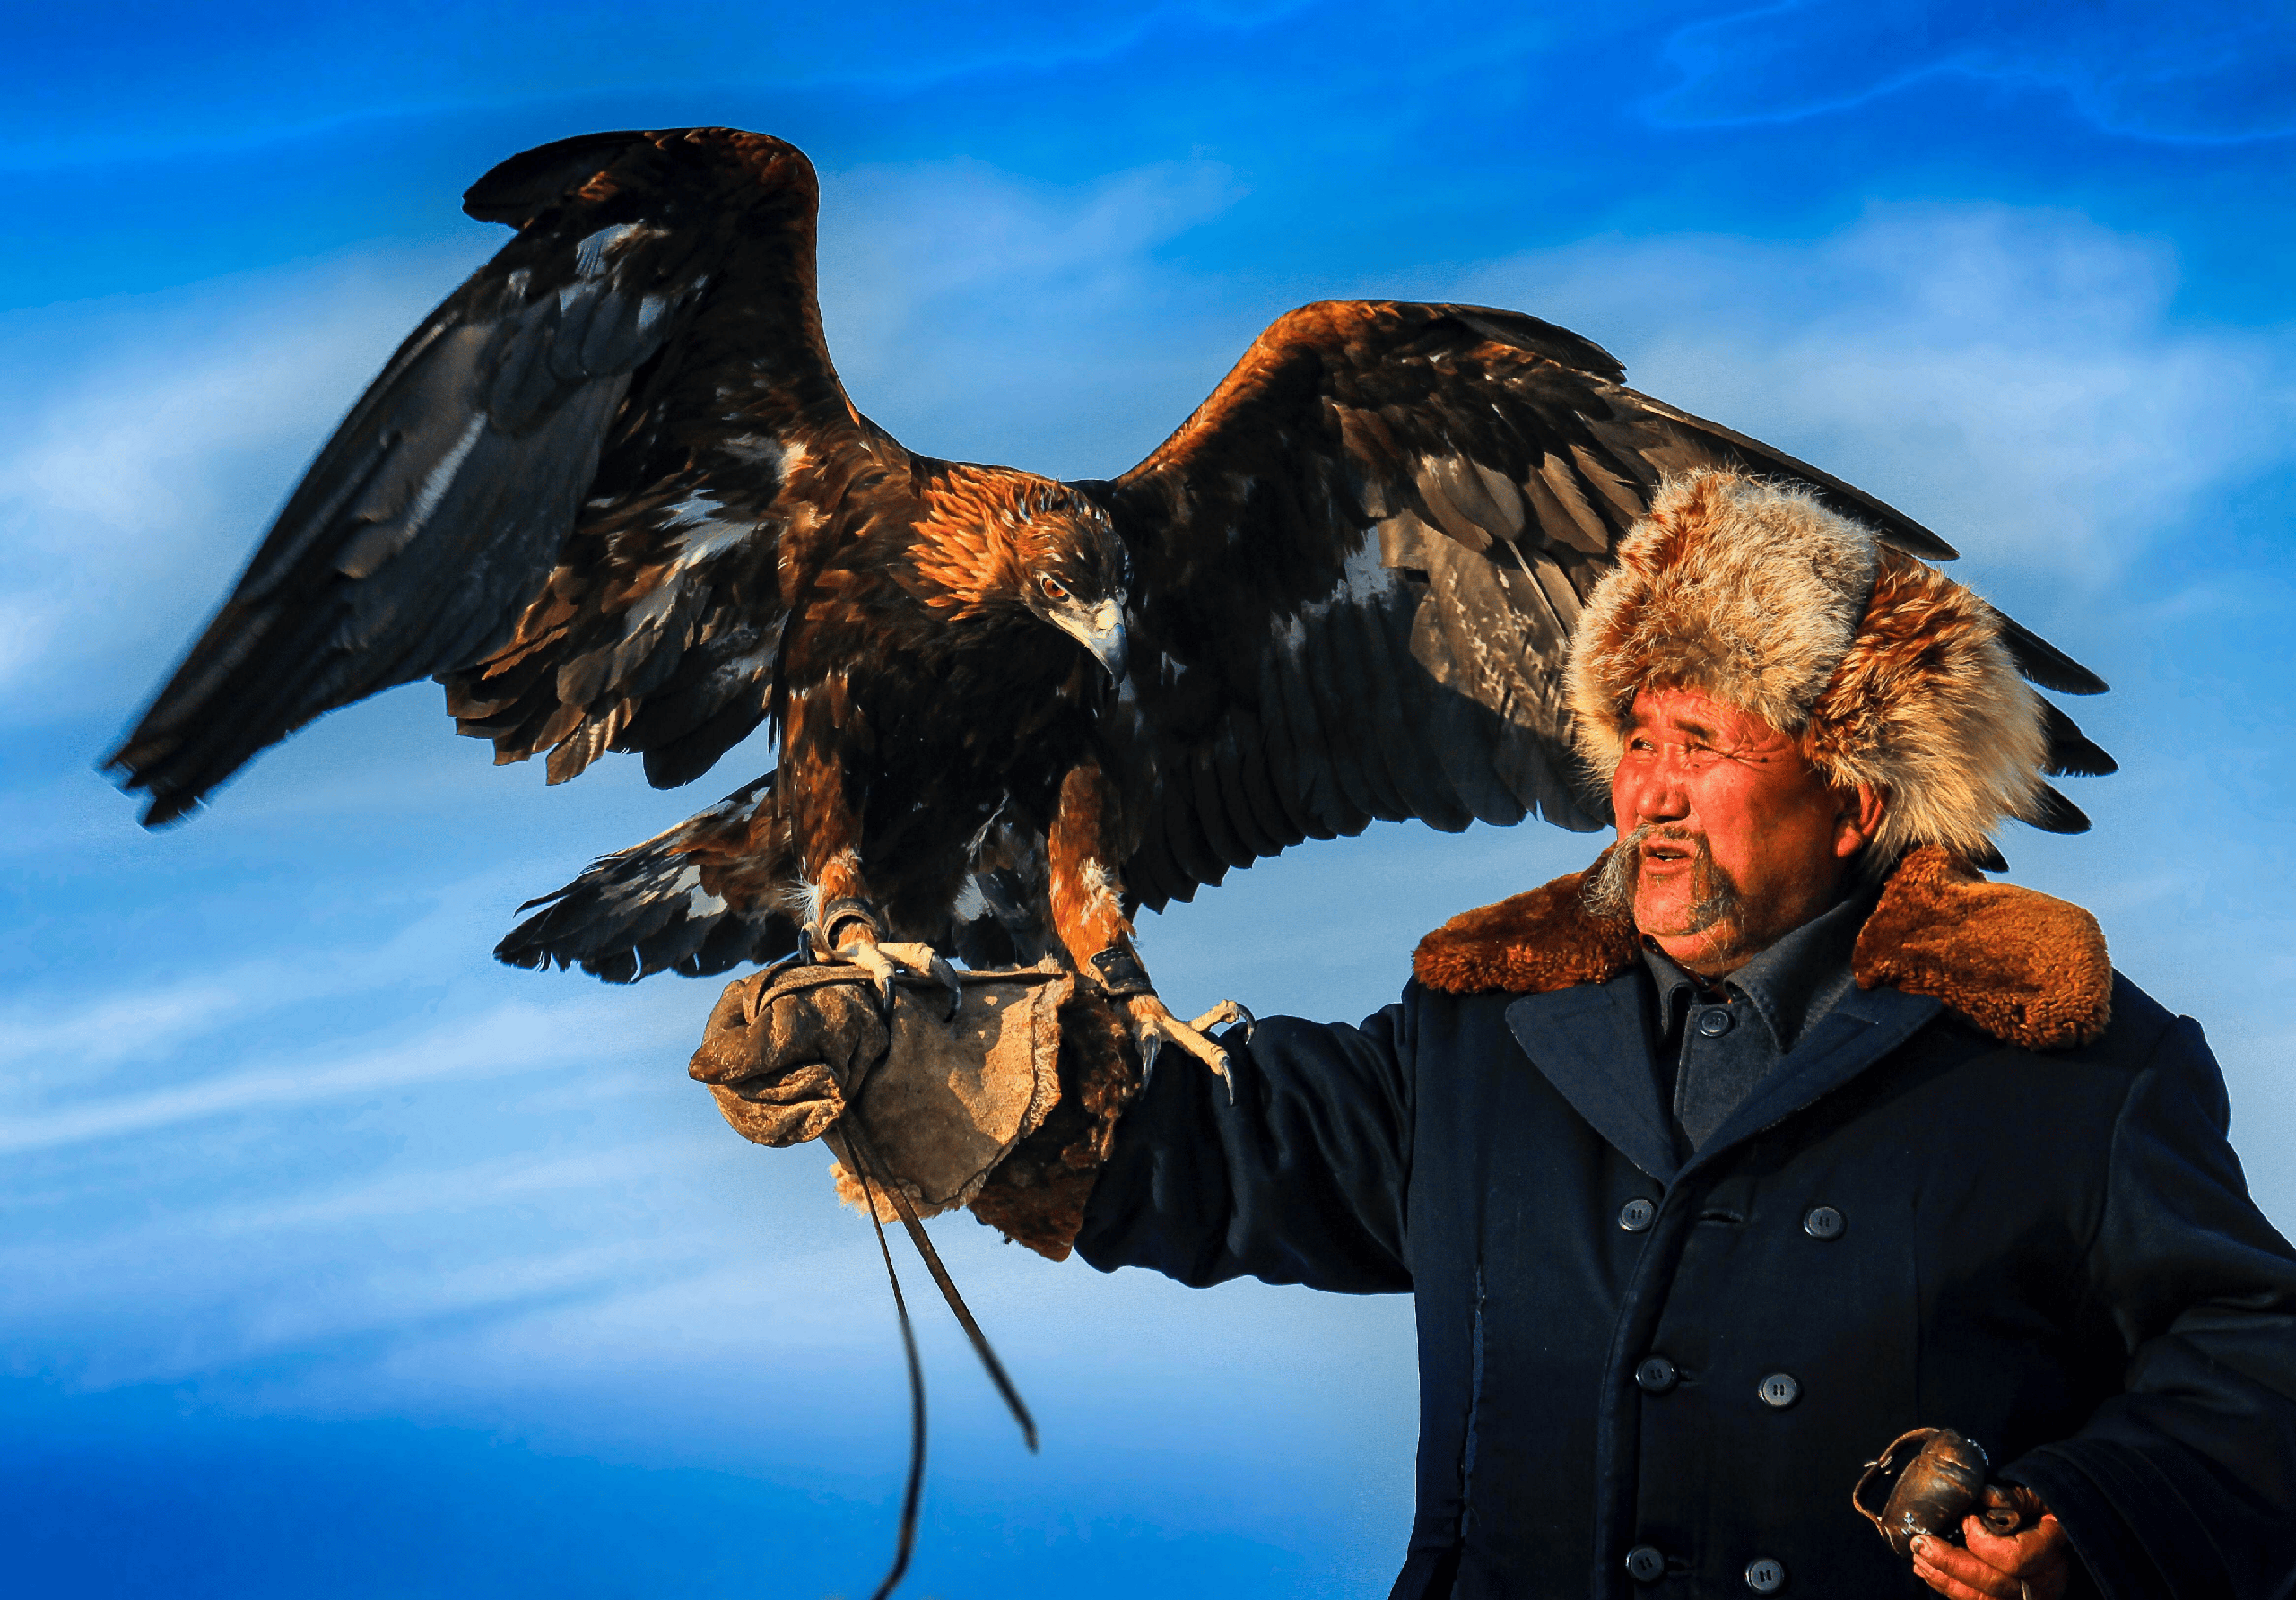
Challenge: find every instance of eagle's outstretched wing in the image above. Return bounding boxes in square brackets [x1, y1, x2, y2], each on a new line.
[1079, 300, 2111, 909]
[494, 770, 798, 983]
[494, 769, 1055, 982]
[110, 127, 888, 824]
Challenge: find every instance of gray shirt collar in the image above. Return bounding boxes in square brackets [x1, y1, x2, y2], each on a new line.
[1642, 890, 1872, 1056]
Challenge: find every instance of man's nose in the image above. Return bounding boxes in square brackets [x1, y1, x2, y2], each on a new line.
[1625, 759, 1690, 824]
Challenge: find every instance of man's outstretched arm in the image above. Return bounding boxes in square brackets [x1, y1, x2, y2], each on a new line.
[1074, 999, 1421, 1294]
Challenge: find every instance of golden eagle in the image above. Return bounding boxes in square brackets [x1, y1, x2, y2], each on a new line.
[109, 126, 2111, 1075]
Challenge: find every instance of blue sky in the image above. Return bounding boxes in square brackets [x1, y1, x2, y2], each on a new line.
[4, 3, 2293, 1594]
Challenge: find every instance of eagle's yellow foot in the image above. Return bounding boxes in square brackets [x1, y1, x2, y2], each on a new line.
[828, 930, 963, 1020]
[1123, 993, 1255, 1099]
[1189, 998, 1257, 1040]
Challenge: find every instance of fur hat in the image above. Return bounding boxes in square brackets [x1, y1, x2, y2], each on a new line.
[1565, 469, 2048, 867]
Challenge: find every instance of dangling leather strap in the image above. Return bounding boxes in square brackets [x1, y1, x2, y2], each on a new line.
[809, 973, 1042, 1598]
[848, 1154, 926, 1600]
[842, 1118, 1040, 1452]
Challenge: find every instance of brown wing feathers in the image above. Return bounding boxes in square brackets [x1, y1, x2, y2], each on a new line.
[1085, 300, 2108, 910]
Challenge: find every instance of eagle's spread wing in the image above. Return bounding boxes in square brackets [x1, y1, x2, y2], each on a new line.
[494, 768, 1053, 982]
[494, 770, 797, 982]
[110, 127, 880, 823]
[1080, 301, 2109, 909]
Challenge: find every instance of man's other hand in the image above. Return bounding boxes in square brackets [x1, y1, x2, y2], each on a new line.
[1911, 1506, 2076, 1600]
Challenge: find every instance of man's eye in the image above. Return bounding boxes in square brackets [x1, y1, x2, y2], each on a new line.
[1041, 577, 1069, 602]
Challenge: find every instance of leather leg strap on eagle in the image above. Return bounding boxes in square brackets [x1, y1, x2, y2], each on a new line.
[812, 893, 964, 1021]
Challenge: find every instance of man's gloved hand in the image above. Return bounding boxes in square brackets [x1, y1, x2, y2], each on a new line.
[1913, 1487, 2079, 1600]
[684, 956, 1143, 1258]
[688, 965, 891, 1147]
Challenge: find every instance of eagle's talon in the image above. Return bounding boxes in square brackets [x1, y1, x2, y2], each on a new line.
[1188, 999, 1256, 1045]
[1125, 995, 1237, 1102]
[826, 931, 961, 1018]
[880, 941, 964, 1022]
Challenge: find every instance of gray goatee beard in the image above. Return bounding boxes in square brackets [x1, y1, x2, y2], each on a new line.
[1584, 822, 1744, 935]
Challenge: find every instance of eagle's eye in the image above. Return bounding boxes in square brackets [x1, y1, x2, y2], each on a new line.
[1039, 577, 1070, 603]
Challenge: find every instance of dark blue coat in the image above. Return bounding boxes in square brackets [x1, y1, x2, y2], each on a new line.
[1075, 856, 2296, 1598]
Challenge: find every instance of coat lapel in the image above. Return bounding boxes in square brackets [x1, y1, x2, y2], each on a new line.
[1506, 976, 1681, 1184]
[1684, 984, 1940, 1173]
[1505, 979, 1942, 1187]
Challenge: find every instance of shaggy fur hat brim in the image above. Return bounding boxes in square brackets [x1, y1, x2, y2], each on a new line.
[1565, 470, 2048, 865]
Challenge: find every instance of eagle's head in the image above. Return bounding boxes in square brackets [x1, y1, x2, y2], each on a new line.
[917, 469, 1130, 680]
[1012, 486, 1129, 683]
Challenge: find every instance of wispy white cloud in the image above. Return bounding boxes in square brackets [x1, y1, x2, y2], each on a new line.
[817, 156, 1245, 472]
[0, 239, 494, 718]
[0, 842, 670, 1091]
[1450, 202, 2295, 579]
[168, 1139, 700, 1239]
[1651, 0, 2296, 143]
[822, 157, 1240, 316]
[0, 1012, 737, 1391]
[0, 997, 611, 1155]
[1, 3, 1306, 170]
[0, 972, 253, 1077]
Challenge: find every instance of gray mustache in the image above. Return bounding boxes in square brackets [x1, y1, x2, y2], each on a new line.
[1583, 822, 1743, 933]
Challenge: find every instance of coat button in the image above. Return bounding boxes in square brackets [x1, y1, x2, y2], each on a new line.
[1619, 1197, 1657, 1232]
[1625, 1545, 1667, 1583]
[1696, 1006, 1735, 1037]
[1802, 1205, 1844, 1240]
[1634, 1356, 1678, 1393]
[1758, 1372, 1801, 1408]
[1744, 1556, 1787, 1593]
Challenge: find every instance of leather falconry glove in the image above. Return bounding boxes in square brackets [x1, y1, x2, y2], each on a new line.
[690, 959, 1076, 1225]
[688, 961, 891, 1149]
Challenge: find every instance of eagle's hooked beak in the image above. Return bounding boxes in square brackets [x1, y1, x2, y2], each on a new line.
[1052, 598, 1128, 682]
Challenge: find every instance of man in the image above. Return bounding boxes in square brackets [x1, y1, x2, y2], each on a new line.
[1065, 473, 2296, 1597]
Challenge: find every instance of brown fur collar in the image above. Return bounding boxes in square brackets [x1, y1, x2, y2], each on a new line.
[1411, 845, 2110, 1051]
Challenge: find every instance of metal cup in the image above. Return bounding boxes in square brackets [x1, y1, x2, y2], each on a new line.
[1853, 1427, 1991, 1557]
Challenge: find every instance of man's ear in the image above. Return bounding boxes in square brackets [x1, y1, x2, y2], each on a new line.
[1835, 784, 1886, 859]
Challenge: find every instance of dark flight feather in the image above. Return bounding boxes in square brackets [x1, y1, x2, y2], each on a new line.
[2042, 700, 2118, 778]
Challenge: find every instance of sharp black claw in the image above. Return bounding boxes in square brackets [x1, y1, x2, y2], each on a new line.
[1231, 1003, 1257, 1045]
[874, 973, 896, 1015]
[1218, 1055, 1235, 1105]
[1138, 1029, 1161, 1085]
[932, 959, 963, 1022]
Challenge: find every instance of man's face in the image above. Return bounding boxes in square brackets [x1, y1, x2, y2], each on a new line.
[1606, 686, 1878, 976]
